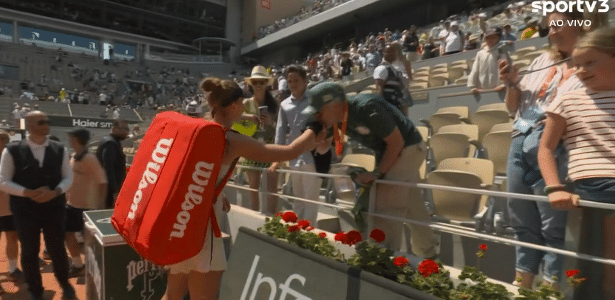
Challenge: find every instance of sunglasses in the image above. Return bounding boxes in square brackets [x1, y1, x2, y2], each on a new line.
[250, 80, 269, 86]
[37, 120, 50, 126]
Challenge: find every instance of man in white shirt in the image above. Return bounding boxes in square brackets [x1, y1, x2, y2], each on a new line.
[0, 111, 76, 300]
[444, 21, 463, 55]
[438, 21, 451, 55]
[468, 28, 506, 92]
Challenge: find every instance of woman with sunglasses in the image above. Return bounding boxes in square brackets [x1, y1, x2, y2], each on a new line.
[232, 66, 280, 213]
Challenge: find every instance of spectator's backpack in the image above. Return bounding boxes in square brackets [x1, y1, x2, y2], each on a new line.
[381, 66, 411, 109]
[111, 111, 237, 265]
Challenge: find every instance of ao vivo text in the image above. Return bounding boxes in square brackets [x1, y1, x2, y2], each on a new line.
[550, 19, 593, 26]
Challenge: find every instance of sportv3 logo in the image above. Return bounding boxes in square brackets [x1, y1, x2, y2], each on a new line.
[531, 0, 610, 16]
[240, 255, 312, 300]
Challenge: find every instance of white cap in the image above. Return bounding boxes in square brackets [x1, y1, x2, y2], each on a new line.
[450, 21, 459, 26]
[479, 12, 487, 18]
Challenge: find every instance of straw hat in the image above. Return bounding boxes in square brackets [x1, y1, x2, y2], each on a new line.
[246, 66, 273, 86]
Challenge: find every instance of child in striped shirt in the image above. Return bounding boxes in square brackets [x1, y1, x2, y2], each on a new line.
[538, 27, 615, 300]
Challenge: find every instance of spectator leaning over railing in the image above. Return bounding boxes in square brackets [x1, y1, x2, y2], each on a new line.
[468, 27, 506, 93]
[498, 8, 587, 291]
[538, 27, 615, 300]
[302, 82, 438, 259]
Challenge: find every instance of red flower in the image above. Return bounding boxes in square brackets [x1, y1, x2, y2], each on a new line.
[275, 212, 283, 217]
[418, 259, 440, 278]
[306, 226, 315, 231]
[282, 211, 298, 223]
[393, 256, 409, 267]
[346, 230, 363, 245]
[318, 232, 327, 239]
[334, 232, 348, 244]
[566, 269, 580, 277]
[369, 229, 386, 243]
[479, 244, 488, 251]
[288, 225, 299, 233]
[297, 220, 311, 229]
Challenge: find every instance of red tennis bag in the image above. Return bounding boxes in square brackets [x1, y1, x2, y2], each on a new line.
[111, 111, 233, 265]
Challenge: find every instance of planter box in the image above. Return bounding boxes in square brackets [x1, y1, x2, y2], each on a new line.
[219, 227, 440, 300]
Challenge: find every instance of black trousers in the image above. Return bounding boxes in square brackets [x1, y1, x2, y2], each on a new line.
[10, 198, 69, 297]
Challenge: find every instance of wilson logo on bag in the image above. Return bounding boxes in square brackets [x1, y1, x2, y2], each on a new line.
[111, 112, 230, 265]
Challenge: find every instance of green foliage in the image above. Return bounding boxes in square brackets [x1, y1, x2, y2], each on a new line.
[258, 216, 342, 260]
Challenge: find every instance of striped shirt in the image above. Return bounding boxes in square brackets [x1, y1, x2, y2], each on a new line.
[512, 52, 584, 136]
[546, 88, 615, 180]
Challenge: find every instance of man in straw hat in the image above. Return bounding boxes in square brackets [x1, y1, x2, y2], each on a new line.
[302, 82, 438, 258]
[235, 65, 279, 213]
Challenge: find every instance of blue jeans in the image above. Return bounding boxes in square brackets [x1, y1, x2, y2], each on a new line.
[507, 134, 569, 281]
[573, 178, 615, 300]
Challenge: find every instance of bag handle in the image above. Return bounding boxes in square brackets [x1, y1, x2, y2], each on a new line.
[209, 128, 239, 238]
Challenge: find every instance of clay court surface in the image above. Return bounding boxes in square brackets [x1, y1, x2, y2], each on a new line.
[0, 234, 86, 299]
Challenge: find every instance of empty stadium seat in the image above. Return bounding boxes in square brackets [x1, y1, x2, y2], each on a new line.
[513, 59, 531, 70]
[490, 122, 514, 132]
[429, 73, 449, 87]
[429, 132, 473, 167]
[427, 170, 485, 221]
[471, 109, 512, 142]
[410, 82, 428, 90]
[514, 46, 537, 57]
[482, 130, 512, 175]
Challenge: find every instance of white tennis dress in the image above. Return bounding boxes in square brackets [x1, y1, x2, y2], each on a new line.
[167, 165, 231, 274]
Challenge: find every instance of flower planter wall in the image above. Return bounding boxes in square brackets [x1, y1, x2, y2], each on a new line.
[219, 227, 441, 300]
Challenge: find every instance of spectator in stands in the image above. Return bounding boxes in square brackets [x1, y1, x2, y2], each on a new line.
[443, 21, 463, 55]
[402, 26, 420, 62]
[468, 28, 506, 93]
[421, 36, 439, 60]
[64, 128, 107, 278]
[59, 88, 66, 102]
[520, 18, 539, 40]
[501, 24, 517, 45]
[437, 20, 451, 55]
[538, 27, 615, 300]
[0, 111, 76, 300]
[96, 119, 128, 209]
[277, 71, 290, 99]
[112, 107, 120, 119]
[340, 52, 354, 79]
[237, 66, 279, 212]
[128, 125, 141, 139]
[499, 8, 586, 291]
[271, 65, 331, 223]
[303, 82, 438, 258]
[365, 44, 382, 76]
[0, 130, 24, 289]
[374, 44, 411, 112]
[12, 104, 21, 128]
[0, 120, 9, 129]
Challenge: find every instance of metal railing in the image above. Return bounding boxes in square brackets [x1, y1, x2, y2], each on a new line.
[228, 164, 615, 267]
